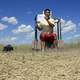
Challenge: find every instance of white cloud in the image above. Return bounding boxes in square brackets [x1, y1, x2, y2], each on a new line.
[61, 18, 66, 26]
[1, 17, 18, 25]
[12, 24, 34, 34]
[4, 36, 17, 41]
[26, 31, 35, 39]
[29, 31, 35, 38]
[73, 34, 80, 38]
[61, 19, 76, 33]
[66, 34, 80, 42]
[1, 16, 9, 21]
[66, 37, 72, 40]
[0, 36, 17, 45]
[11, 37, 17, 41]
[8, 17, 18, 25]
[78, 23, 80, 26]
[0, 23, 8, 30]
[11, 24, 35, 44]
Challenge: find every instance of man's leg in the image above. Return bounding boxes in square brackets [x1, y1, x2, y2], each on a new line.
[40, 32, 46, 51]
[40, 41, 45, 51]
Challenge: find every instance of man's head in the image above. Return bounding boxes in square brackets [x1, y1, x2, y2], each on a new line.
[44, 9, 51, 17]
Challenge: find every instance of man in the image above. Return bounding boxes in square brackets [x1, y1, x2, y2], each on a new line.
[37, 9, 56, 50]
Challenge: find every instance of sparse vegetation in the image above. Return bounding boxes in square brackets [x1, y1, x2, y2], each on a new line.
[0, 42, 80, 80]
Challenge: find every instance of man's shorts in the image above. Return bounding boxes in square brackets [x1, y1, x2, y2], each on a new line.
[40, 32, 47, 41]
[46, 33, 57, 43]
[40, 32, 57, 43]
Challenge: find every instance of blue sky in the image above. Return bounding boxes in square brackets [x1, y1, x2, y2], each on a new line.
[0, 0, 80, 44]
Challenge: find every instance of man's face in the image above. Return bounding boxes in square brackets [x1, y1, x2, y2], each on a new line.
[44, 11, 50, 17]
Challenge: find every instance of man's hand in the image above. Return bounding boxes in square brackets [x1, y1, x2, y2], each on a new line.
[44, 17, 50, 21]
[36, 22, 43, 31]
[45, 17, 54, 27]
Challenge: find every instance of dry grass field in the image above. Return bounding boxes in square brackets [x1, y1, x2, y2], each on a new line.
[0, 43, 80, 80]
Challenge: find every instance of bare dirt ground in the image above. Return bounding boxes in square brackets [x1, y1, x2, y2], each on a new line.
[0, 48, 80, 80]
